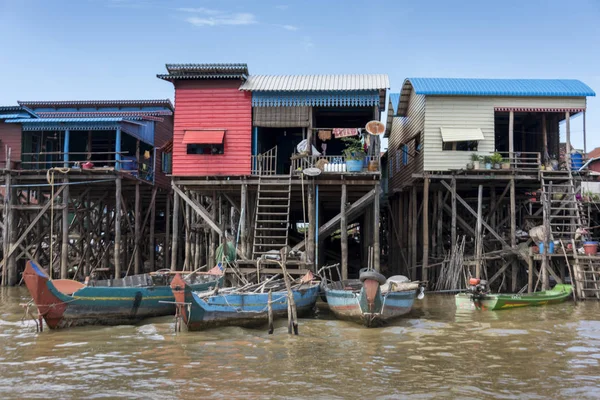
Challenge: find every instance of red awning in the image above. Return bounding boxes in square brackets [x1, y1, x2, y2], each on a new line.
[182, 130, 225, 144]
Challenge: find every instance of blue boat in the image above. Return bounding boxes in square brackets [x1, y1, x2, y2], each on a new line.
[171, 274, 321, 331]
[23, 260, 223, 329]
[325, 273, 421, 327]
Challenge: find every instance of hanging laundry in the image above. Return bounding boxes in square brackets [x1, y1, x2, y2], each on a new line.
[333, 128, 359, 138]
[318, 130, 332, 141]
[321, 143, 327, 155]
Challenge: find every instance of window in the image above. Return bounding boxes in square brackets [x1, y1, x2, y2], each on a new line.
[402, 144, 409, 165]
[162, 152, 172, 173]
[442, 141, 478, 151]
[395, 152, 400, 171]
[182, 130, 225, 155]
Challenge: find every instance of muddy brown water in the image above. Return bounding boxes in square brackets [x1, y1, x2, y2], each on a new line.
[1, 287, 599, 399]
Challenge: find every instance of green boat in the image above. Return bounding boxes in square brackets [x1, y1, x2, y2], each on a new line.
[455, 284, 573, 311]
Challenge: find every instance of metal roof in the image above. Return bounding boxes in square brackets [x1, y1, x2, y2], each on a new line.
[18, 99, 174, 110]
[0, 106, 22, 112]
[405, 78, 596, 97]
[6, 117, 145, 123]
[0, 114, 26, 119]
[165, 63, 248, 74]
[36, 111, 172, 118]
[388, 93, 400, 114]
[239, 74, 390, 92]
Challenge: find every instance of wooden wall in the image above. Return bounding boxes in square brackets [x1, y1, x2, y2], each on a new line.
[0, 122, 21, 166]
[171, 80, 252, 176]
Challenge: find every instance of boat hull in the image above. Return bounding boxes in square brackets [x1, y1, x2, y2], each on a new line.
[23, 261, 222, 329]
[455, 284, 573, 311]
[325, 281, 416, 327]
[172, 276, 320, 331]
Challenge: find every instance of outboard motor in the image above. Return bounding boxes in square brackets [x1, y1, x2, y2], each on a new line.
[466, 278, 489, 298]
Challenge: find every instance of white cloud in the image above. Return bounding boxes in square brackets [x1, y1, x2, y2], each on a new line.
[177, 7, 221, 15]
[186, 13, 257, 27]
[279, 24, 298, 31]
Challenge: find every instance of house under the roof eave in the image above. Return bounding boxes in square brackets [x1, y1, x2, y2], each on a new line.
[386, 77, 596, 191]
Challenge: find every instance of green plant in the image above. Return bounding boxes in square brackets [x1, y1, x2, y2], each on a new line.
[342, 137, 366, 160]
[483, 155, 492, 164]
[490, 152, 503, 164]
[470, 153, 480, 162]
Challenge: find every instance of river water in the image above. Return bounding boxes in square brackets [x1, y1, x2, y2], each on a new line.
[1, 287, 599, 399]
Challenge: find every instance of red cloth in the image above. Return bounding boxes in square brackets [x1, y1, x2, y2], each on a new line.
[332, 128, 358, 138]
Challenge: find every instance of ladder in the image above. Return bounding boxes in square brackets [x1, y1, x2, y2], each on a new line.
[571, 238, 600, 300]
[540, 170, 587, 240]
[251, 171, 292, 259]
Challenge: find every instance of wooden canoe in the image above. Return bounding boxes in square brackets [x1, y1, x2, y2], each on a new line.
[455, 284, 573, 311]
[23, 260, 223, 329]
[171, 274, 320, 331]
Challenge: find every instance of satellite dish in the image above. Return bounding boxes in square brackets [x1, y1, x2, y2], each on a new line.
[365, 120, 385, 136]
[303, 167, 322, 176]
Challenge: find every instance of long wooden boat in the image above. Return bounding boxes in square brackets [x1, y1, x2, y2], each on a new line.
[23, 260, 223, 329]
[171, 273, 320, 331]
[455, 284, 573, 311]
[325, 273, 421, 327]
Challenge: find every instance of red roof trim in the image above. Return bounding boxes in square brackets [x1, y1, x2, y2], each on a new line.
[182, 130, 225, 144]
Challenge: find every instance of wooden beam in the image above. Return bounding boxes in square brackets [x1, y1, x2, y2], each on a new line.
[373, 182, 381, 272]
[60, 179, 69, 279]
[410, 186, 417, 280]
[451, 176, 457, 249]
[171, 188, 180, 271]
[240, 183, 248, 259]
[485, 181, 510, 224]
[565, 111, 571, 170]
[114, 177, 122, 277]
[422, 176, 429, 281]
[292, 188, 376, 251]
[134, 182, 141, 275]
[475, 185, 483, 279]
[542, 113, 548, 162]
[172, 184, 222, 235]
[341, 183, 348, 280]
[222, 192, 240, 213]
[508, 110, 514, 161]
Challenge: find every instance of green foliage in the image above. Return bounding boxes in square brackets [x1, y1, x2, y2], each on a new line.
[490, 152, 503, 164]
[470, 153, 481, 162]
[342, 137, 366, 160]
[483, 155, 492, 164]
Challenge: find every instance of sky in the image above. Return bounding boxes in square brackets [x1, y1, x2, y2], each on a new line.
[0, 0, 599, 151]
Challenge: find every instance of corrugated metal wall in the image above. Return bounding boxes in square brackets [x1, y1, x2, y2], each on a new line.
[423, 96, 586, 171]
[387, 89, 425, 192]
[172, 80, 252, 176]
[0, 123, 22, 166]
[153, 115, 173, 188]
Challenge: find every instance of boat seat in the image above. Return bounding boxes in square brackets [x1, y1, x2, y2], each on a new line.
[53, 279, 85, 295]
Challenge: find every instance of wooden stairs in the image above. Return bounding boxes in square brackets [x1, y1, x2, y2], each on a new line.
[252, 173, 292, 259]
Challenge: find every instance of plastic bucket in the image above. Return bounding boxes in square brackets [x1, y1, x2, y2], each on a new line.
[571, 152, 584, 170]
[583, 241, 598, 255]
[346, 159, 363, 172]
[539, 242, 555, 254]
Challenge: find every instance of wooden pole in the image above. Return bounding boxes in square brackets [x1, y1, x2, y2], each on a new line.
[373, 182, 381, 272]
[451, 176, 457, 249]
[583, 109, 587, 157]
[422, 176, 429, 282]
[475, 185, 483, 279]
[510, 176, 517, 291]
[340, 183, 348, 280]
[134, 182, 141, 275]
[240, 182, 248, 258]
[527, 249, 533, 294]
[165, 192, 171, 270]
[171, 188, 180, 271]
[565, 111, 571, 170]
[542, 182, 551, 290]
[184, 191, 191, 270]
[2, 155, 10, 286]
[209, 192, 217, 268]
[542, 113, 548, 162]
[508, 110, 514, 163]
[410, 186, 417, 281]
[149, 188, 156, 271]
[307, 182, 315, 268]
[267, 289, 274, 334]
[60, 179, 69, 279]
[114, 177, 122, 278]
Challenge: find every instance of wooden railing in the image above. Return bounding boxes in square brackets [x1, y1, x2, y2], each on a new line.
[497, 152, 541, 171]
[251, 146, 277, 175]
[291, 154, 381, 174]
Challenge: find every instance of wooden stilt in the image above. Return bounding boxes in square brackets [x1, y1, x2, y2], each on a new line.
[565, 111, 571, 170]
[149, 188, 156, 271]
[451, 176, 457, 249]
[542, 113, 548, 161]
[209, 191, 217, 268]
[240, 182, 248, 258]
[134, 182, 141, 275]
[373, 182, 381, 272]
[184, 191, 191, 270]
[475, 185, 483, 279]
[341, 183, 348, 280]
[508, 110, 514, 163]
[422, 176, 429, 282]
[307, 183, 315, 268]
[528, 249, 533, 294]
[171, 187, 180, 271]
[60, 179, 69, 279]
[510, 177, 517, 291]
[114, 177, 122, 278]
[410, 186, 417, 281]
[165, 192, 171, 270]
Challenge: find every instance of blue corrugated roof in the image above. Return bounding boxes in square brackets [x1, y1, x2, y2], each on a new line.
[406, 78, 595, 97]
[0, 114, 26, 119]
[5, 117, 144, 123]
[389, 93, 400, 113]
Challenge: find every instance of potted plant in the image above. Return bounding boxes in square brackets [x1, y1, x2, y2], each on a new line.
[342, 137, 366, 172]
[490, 152, 503, 170]
[470, 153, 480, 170]
[483, 156, 492, 170]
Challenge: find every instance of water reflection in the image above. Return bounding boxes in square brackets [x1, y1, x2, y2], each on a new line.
[0, 287, 599, 399]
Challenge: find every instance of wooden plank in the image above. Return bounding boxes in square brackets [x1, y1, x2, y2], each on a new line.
[223, 192, 241, 213]
[172, 184, 222, 235]
[292, 188, 376, 251]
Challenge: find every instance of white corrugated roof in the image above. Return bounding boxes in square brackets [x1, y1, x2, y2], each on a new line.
[440, 128, 485, 142]
[239, 74, 389, 91]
